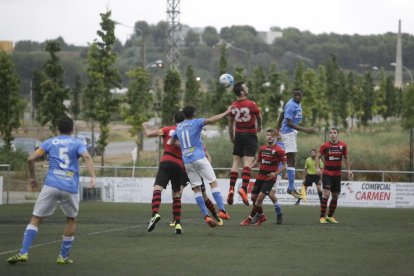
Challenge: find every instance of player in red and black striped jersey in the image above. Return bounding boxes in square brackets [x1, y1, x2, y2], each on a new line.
[228, 81, 263, 206]
[240, 130, 286, 226]
[142, 111, 186, 234]
[316, 127, 353, 224]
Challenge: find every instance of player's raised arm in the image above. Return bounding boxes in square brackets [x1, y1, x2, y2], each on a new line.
[142, 122, 162, 137]
[204, 106, 231, 125]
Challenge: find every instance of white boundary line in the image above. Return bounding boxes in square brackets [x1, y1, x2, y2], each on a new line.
[0, 225, 140, 256]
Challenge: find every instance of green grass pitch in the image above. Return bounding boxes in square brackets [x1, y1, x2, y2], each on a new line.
[1, 202, 413, 275]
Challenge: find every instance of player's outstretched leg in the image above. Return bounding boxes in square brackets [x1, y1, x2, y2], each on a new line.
[326, 196, 338, 224]
[148, 190, 162, 232]
[204, 197, 223, 225]
[227, 171, 238, 205]
[286, 168, 301, 199]
[172, 196, 183, 234]
[320, 196, 328, 224]
[7, 224, 38, 264]
[57, 236, 74, 264]
[211, 186, 230, 220]
[240, 203, 260, 226]
[195, 191, 216, 227]
[239, 167, 251, 205]
[274, 200, 283, 224]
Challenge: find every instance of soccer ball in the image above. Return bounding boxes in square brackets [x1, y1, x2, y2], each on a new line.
[219, 73, 234, 88]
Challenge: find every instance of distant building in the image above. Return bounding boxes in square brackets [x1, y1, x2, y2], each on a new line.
[0, 40, 14, 52]
[258, 27, 283, 44]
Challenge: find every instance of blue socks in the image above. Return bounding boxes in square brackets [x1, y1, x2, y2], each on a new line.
[211, 187, 225, 211]
[287, 167, 296, 191]
[274, 201, 282, 216]
[60, 236, 74, 258]
[195, 192, 209, 217]
[20, 224, 38, 254]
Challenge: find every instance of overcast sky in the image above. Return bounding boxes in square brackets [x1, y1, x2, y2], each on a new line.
[0, 0, 412, 46]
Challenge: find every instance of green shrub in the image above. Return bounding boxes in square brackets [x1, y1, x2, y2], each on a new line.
[0, 148, 28, 171]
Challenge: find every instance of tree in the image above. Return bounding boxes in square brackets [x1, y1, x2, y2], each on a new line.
[401, 84, 414, 129]
[84, 10, 121, 166]
[0, 51, 25, 151]
[372, 68, 387, 120]
[37, 40, 69, 133]
[123, 68, 151, 160]
[250, 65, 268, 122]
[347, 71, 364, 129]
[71, 76, 82, 120]
[266, 64, 284, 124]
[211, 45, 232, 129]
[162, 69, 181, 125]
[325, 54, 341, 126]
[360, 72, 375, 126]
[202, 26, 219, 47]
[301, 68, 318, 125]
[337, 70, 350, 128]
[31, 69, 45, 121]
[184, 65, 201, 110]
[293, 60, 305, 88]
[383, 76, 398, 120]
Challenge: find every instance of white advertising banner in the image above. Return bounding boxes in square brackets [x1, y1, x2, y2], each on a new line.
[339, 181, 396, 208]
[79, 177, 414, 208]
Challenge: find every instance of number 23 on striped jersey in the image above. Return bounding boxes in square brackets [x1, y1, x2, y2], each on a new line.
[232, 107, 251, 122]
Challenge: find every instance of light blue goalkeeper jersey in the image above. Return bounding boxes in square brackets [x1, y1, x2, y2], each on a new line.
[39, 135, 87, 194]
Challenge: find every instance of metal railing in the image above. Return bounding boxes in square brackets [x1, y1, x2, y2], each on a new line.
[2, 165, 413, 204]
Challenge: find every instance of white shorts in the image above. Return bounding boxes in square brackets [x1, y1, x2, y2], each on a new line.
[271, 175, 282, 192]
[281, 131, 298, 153]
[33, 185, 80, 218]
[184, 157, 216, 188]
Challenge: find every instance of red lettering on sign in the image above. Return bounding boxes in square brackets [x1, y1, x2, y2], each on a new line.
[355, 191, 391, 201]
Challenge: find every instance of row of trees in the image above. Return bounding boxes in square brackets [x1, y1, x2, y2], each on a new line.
[1, 11, 414, 166]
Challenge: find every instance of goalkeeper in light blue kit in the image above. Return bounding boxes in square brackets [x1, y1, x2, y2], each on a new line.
[172, 105, 231, 227]
[7, 117, 96, 265]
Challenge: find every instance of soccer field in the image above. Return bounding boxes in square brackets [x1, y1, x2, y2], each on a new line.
[1, 203, 413, 275]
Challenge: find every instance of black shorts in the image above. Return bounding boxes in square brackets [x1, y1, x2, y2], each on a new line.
[233, 132, 258, 157]
[182, 172, 206, 192]
[154, 161, 185, 192]
[251, 179, 275, 196]
[322, 174, 341, 193]
[304, 174, 321, 187]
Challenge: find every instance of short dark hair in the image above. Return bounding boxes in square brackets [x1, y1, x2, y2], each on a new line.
[182, 105, 196, 119]
[233, 81, 245, 96]
[310, 148, 317, 153]
[58, 117, 74, 134]
[330, 127, 339, 133]
[292, 88, 303, 94]
[266, 129, 274, 133]
[174, 111, 185, 123]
